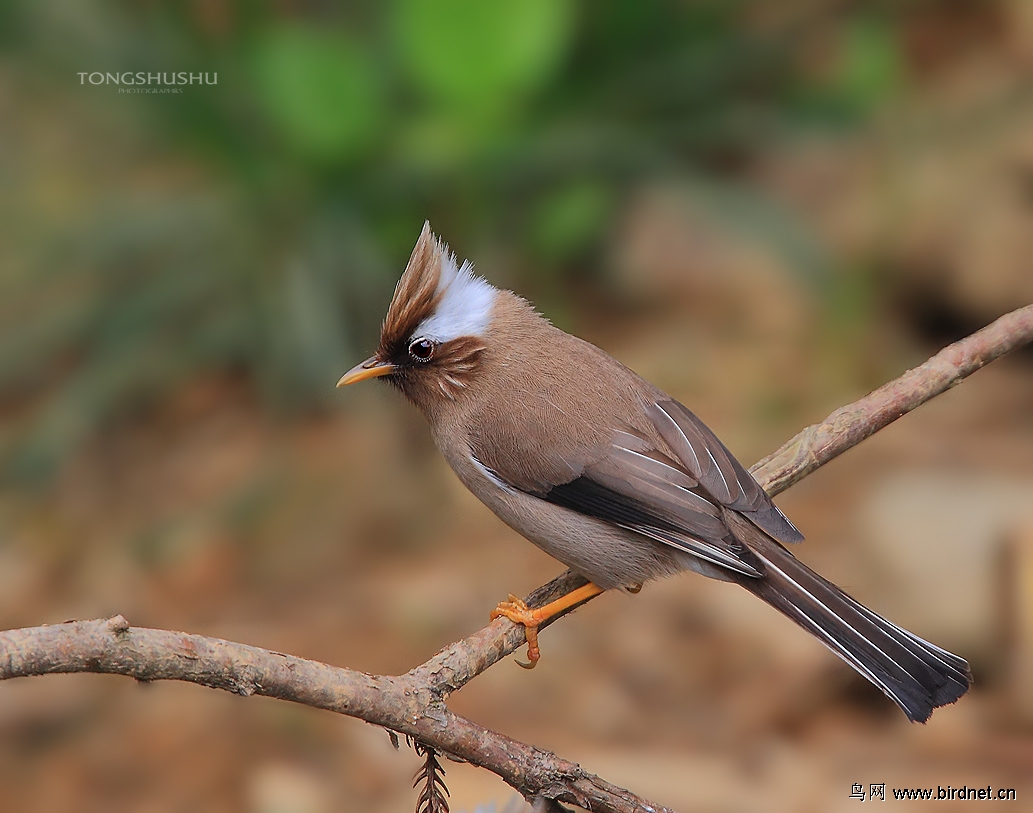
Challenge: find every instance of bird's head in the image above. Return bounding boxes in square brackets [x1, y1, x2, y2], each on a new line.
[337, 223, 497, 412]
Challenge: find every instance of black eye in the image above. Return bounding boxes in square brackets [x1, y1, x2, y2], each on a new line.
[408, 338, 435, 362]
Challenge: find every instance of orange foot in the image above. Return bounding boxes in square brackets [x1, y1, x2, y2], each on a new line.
[491, 594, 542, 668]
[490, 582, 605, 669]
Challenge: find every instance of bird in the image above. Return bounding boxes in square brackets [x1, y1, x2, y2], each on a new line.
[338, 222, 971, 723]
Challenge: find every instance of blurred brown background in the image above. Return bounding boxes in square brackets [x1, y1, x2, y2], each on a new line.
[2, 1, 1033, 811]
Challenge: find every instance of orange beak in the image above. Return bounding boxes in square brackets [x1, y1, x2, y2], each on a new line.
[336, 356, 395, 387]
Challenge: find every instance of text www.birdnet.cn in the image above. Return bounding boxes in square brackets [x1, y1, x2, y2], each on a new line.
[850, 783, 1017, 801]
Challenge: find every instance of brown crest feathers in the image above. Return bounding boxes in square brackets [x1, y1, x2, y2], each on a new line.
[379, 222, 445, 358]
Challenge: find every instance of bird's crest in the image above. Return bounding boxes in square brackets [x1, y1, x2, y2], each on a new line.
[379, 222, 496, 358]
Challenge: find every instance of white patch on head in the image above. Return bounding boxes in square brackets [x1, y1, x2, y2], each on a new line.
[413, 250, 497, 343]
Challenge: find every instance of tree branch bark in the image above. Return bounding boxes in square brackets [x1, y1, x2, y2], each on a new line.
[752, 303, 1033, 496]
[2, 304, 1032, 813]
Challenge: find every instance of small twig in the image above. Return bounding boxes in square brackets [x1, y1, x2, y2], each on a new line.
[1, 304, 1031, 813]
[412, 740, 450, 813]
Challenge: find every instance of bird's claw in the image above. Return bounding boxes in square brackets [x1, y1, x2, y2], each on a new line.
[490, 594, 542, 668]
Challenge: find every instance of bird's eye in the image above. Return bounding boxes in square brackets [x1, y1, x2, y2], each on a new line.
[408, 338, 435, 362]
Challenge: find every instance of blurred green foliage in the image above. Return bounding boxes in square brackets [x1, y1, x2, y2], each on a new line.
[394, 0, 574, 117]
[0, 0, 909, 483]
[254, 26, 385, 163]
[794, 15, 904, 119]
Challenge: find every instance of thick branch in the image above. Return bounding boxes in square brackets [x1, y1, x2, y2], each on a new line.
[1, 304, 1031, 813]
[0, 615, 669, 813]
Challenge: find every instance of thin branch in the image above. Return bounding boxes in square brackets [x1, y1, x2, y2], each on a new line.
[1, 304, 1031, 813]
[751, 303, 1033, 496]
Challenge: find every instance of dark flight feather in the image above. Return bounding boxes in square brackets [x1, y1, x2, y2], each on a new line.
[544, 475, 765, 577]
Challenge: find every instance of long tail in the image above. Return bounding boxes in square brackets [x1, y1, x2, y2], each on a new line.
[734, 531, 971, 723]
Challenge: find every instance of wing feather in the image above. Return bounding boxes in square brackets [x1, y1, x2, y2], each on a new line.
[544, 473, 763, 577]
[648, 400, 803, 544]
[467, 389, 800, 577]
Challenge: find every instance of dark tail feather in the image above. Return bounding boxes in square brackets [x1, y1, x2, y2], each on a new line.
[737, 536, 971, 723]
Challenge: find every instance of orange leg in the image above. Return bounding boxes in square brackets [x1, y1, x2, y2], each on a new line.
[490, 582, 605, 668]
